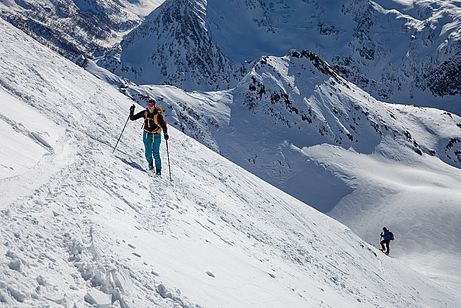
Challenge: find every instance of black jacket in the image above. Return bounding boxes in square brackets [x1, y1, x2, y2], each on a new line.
[130, 109, 168, 134]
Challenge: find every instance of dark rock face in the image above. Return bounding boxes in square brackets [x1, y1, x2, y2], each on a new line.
[426, 58, 461, 97]
[335, 0, 461, 107]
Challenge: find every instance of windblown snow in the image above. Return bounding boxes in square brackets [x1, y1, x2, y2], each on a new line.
[1, 17, 460, 308]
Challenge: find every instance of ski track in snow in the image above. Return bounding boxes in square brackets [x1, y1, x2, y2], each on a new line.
[0, 17, 460, 308]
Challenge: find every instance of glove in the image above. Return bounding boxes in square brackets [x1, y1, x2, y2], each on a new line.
[130, 104, 135, 113]
[164, 133, 169, 141]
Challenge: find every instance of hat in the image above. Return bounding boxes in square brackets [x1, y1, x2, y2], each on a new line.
[147, 97, 156, 107]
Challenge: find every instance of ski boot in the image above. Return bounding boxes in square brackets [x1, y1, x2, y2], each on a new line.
[148, 161, 154, 171]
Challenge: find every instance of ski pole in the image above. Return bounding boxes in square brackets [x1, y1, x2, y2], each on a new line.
[113, 114, 130, 153]
[166, 139, 172, 182]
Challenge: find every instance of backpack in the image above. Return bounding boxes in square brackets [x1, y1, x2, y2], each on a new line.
[389, 232, 394, 241]
[154, 105, 163, 113]
[142, 105, 164, 133]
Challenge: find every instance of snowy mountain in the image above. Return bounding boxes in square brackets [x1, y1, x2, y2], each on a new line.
[99, 0, 245, 91]
[0, 0, 165, 58]
[1, 16, 460, 308]
[95, 49, 461, 289]
[100, 0, 461, 113]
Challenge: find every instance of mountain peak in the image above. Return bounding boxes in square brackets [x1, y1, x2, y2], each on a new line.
[2, 17, 459, 307]
[97, 0, 461, 113]
[288, 50, 347, 86]
[99, 0, 243, 90]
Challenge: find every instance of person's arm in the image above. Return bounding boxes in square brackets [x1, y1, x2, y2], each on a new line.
[158, 114, 169, 139]
[129, 105, 144, 121]
[157, 114, 168, 132]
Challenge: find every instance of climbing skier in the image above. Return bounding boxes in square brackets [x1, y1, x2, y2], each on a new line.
[129, 99, 169, 175]
[380, 227, 393, 255]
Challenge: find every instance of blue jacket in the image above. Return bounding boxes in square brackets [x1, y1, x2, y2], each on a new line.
[381, 229, 391, 241]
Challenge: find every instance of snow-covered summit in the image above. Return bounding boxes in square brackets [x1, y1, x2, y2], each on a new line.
[1, 16, 459, 307]
[100, 0, 461, 113]
[236, 50, 461, 165]
[100, 0, 243, 91]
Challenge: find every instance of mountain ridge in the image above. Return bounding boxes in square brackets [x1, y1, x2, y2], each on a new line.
[99, 0, 244, 91]
[100, 0, 461, 113]
[0, 0, 165, 58]
[1, 17, 459, 307]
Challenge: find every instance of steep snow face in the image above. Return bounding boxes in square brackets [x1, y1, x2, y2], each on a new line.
[101, 0, 461, 113]
[99, 0, 244, 91]
[111, 50, 461, 288]
[1, 18, 460, 307]
[0, 0, 165, 58]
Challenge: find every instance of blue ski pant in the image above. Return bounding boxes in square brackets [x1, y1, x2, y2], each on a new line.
[143, 132, 161, 171]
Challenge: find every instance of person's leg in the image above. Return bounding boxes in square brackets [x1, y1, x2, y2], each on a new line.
[380, 240, 385, 251]
[385, 240, 390, 255]
[143, 132, 154, 168]
[153, 133, 162, 172]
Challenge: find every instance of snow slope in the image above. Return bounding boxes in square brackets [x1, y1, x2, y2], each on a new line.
[0, 90, 64, 180]
[98, 50, 461, 289]
[1, 17, 459, 308]
[303, 143, 461, 290]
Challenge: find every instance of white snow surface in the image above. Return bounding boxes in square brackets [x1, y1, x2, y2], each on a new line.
[0, 90, 63, 179]
[121, 0, 166, 17]
[90, 50, 461, 290]
[1, 18, 460, 308]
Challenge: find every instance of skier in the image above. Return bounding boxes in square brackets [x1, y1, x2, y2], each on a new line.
[129, 99, 169, 175]
[380, 227, 392, 255]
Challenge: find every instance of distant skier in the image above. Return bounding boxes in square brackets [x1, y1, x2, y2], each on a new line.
[129, 99, 169, 175]
[380, 227, 394, 255]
